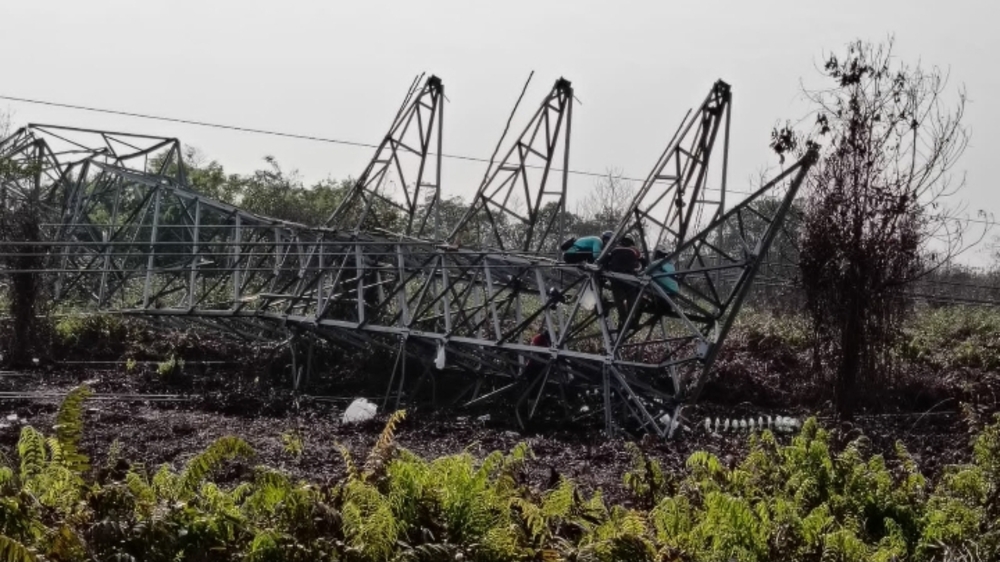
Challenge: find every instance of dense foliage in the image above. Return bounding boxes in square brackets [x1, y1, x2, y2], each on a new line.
[0, 387, 997, 561]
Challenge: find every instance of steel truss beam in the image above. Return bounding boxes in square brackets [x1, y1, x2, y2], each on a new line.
[450, 78, 573, 254]
[602, 80, 732, 259]
[327, 75, 444, 239]
[0, 76, 817, 438]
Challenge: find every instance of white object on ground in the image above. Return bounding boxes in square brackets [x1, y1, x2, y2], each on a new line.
[435, 344, 446, 370]
[580, 287, 598, 311]
[342, 398, 377, 424]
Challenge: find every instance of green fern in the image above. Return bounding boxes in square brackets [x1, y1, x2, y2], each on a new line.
[247, 529, 282, 562]
[341, 478, 400, 560]
[392, 542, 462, 561]
[0, 535, 35, 562]
[822, 527, 870, 562]
[52, 385, 93, 475]
[623, 442, 666, 507]
[280, 430, 303, 460]
[16, 427, 46, 483]
[581, 506, 653, 562]
[336, 443, 359, 481]
[151, 463, 180, 502]
[0, 467, 14, 491]
[363, 409, 406, 480]
[514, 477, 580, 545]
[46, 524, 85, 561]
[243, 467, 295, 516]
[4, 390, 1000, 560]
[178, 436, 254, 496]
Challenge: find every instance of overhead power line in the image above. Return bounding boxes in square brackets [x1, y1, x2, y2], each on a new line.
[0, 93, 615, 180]
[1, 93, 995, 227]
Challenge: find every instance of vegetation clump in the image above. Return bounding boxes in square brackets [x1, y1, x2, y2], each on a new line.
[0, 386, 998, 561]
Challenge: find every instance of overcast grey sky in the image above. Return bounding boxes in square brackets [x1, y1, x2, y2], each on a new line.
[3, 0, 996, 261]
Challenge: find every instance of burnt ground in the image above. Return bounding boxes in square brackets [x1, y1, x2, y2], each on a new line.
[0, 317, 992, 500]
[0, 354, 982, 503]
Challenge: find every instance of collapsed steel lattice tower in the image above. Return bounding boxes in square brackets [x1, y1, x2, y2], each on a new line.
[0, 75, 816, 436]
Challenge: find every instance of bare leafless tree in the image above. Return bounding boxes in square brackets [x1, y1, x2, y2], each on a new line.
[772, 37, 977, 419]
[0, 110, 11, 139]
[575, 168, 636, 234]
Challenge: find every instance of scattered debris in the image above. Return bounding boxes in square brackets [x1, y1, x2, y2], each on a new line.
[435, 345, 446, 370]
[342, 398, 377, 424]
[705, 415, 802, 434]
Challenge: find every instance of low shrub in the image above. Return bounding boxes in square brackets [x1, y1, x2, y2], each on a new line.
[900, 307, 1000, 370]
[2, 387, 1000, 561]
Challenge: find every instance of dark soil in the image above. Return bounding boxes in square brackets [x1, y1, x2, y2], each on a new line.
[0, 317, 990, 500]
[0, 356, 979, 503]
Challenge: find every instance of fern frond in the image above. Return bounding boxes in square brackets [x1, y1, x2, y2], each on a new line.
[104, 439, 124, 472]
[342, 479, 399, 559]
[243, 467, 294, 516]
[46, 524, 85, 561]
[17, 427, 46, 483]
[392, 542, 461, 562]
[247, 530, 281, 562]
[542, 477, 576, 521]
[52, 385, 93, 475]
[336, 443, 358, 481]
[0, 534, 36, 562]
[0, 467, 13, 490]
[31, 463, 83, 513]
[151, 464, 180, 502]
[178, 436, 254, 495]
[511, 496, 546, 541]
[363, 409, 406, 479]
[44, 438, 64, 466]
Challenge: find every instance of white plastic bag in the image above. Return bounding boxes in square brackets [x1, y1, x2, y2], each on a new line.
[580, 286, 598, 311]
[342, 398, 377, 424]
[435, 344, 446, 370]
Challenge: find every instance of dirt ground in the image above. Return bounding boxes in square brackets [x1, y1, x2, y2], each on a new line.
[0, 360, 976, 502]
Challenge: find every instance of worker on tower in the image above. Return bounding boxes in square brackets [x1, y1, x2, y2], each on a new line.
[639, 247, 682, 318]
[522, 329, 552, 382]
[599, 236, 644, 328]
[650, 248, 679, 295]
[560, 231, 613, 264]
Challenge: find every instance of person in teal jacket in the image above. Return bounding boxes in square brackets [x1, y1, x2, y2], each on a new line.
[651, 248, 679, 294]
[562, 231, 612, 264]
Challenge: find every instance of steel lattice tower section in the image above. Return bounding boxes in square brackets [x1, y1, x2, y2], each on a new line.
[449, 78, 572, 254]
[0, 75, 818, 437]
[327, 74, 444, 239]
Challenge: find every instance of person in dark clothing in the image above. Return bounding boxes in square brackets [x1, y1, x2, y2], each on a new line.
[599, 236, 642, 328]
[522, 330, 551, 381]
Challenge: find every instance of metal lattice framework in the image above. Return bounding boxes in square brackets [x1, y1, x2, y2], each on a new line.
[0, 75, 817, 436]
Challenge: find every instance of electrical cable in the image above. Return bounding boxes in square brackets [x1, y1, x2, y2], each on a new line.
[1, 93, 994, 227]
